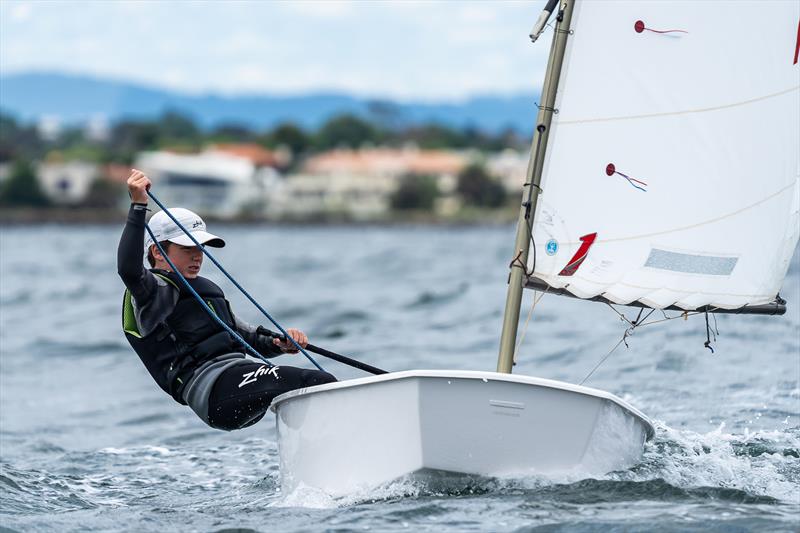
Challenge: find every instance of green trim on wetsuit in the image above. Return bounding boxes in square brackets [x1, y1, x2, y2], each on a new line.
[122, 290, 141, 338]
[121, 273, 180, 338]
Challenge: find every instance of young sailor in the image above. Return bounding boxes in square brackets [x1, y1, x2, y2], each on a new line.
[118, 169, 335, 430]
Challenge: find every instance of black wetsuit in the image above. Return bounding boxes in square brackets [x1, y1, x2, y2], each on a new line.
[117, 203, 336, 430]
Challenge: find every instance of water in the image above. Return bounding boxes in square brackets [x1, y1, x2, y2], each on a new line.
[1, 224, 798, 532]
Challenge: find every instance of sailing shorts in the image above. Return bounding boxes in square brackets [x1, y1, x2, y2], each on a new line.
[206, 362, 336, 431]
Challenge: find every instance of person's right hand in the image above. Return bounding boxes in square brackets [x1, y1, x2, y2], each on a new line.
[127, 169, 151, 204]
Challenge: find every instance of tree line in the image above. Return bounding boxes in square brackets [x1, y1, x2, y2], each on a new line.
[0, 110, 524, 211]
[0, 109, 527, 165]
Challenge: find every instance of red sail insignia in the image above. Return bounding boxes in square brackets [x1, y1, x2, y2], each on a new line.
[558, 233, 597, 276]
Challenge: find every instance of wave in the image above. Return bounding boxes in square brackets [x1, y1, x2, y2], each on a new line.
[0, 463, 102, 515]
[405, 283, 469, 309]
[18, 338, 129, 359]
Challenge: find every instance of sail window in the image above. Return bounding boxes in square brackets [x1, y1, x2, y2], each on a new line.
[644, 249, 738, 276]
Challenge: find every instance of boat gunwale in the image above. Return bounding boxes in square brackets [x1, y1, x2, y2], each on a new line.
[270, 369, 655, 440]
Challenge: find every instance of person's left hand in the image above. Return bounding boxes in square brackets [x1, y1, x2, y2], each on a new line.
[273, 328, 308, 353]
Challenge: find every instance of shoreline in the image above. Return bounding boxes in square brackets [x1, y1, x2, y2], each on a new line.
[0, 207, 519, 227]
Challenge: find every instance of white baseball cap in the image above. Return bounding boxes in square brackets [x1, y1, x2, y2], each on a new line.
[144, 207, 225, 252]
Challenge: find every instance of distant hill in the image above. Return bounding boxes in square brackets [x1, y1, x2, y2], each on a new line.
[0, 72, 539, 133]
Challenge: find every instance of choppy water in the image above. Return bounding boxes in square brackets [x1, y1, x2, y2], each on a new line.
[1, 224, 798, 532]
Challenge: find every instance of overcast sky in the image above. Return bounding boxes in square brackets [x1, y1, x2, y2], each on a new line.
[0, 0, 550, 101]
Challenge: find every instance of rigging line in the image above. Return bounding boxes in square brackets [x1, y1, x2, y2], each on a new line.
[581, 305, 640, 385]
[511, 133, 544, 279]
[590, 304, 723, 380]
[606, 303, 635, 327]
[582, 303, 700, 385]
[521, 116, 553, 279]
[606, 303, 653, 332]
[509, 250, 529, 275]
[607, 303, 712, 329]
[145, 191, 325, 372]
[581, 304, 659, 385]
[557, 85, 799, 125]
[636, 308, 655, 325]
[580, 336, 627, 386]
[513, 287, 549, 365]
[145, 225, 274, 368]
[637, 306, 719, 327]
[637, 311, 696, 327]
[703, 311, 719, 354]
[551, 180, 796, 246]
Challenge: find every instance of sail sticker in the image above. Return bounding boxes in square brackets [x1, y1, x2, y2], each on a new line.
[558, 233, 597, 276]
[644, 249, 738, 276]
[634, 20, 688, 35]
[545, 239, 559, 256]
[794, 18, 799, 64]
[606, 163, 648, 192]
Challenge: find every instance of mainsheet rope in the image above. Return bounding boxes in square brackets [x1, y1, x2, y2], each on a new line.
[144, 225, 274, 368]
[145, 191, 326, 372]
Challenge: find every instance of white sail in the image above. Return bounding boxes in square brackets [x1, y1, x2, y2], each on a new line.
[530, 0, 800, 310]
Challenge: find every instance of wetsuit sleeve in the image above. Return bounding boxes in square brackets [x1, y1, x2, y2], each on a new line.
[117, 202, 157, 302]
[234, 315, 283, 357]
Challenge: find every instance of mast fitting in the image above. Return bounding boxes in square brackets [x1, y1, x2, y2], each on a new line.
[535, 103, 559, 114]
[529, 0, 559, 43]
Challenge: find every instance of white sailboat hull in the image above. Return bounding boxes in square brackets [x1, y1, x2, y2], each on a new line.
[271, 370, 654, 496]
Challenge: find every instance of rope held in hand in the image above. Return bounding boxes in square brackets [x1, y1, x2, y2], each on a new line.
[146, 190, 326, 372]
[144, 225, 274, 368]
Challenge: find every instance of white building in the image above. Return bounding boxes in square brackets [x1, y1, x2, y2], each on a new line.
[85, 114, 111, 143]
[36, 115, 61, 142]
[486, 149, 530, 193]
[134, 150, 280, 218]
[37, 161, 99, 205]
[273, 147, 472, 219]
[0, 162, 11, 186]
[273, 172, 395, 220]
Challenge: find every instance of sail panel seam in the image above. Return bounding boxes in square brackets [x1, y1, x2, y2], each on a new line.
[555, 85, 799, 125]
[535, 181, 795, 246]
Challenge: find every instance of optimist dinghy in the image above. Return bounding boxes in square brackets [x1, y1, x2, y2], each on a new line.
[273, 370, 652, 496]
[272, 0, 799, 497]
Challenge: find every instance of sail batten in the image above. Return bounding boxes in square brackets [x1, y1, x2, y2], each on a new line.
[528, 0, 800, 312]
